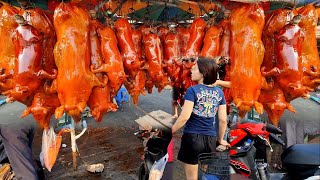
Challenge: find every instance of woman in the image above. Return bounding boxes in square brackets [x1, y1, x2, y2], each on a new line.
[172, 57, 230, 179]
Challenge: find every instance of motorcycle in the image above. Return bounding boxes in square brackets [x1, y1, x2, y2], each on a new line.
[225, 121, 320, 180]
[134, 128, 172, 180]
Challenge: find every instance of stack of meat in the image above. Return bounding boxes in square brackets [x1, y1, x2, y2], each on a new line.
[0, 2, 172, 128]
[0, 2, 319, 129]
[198, 4, 319, 126]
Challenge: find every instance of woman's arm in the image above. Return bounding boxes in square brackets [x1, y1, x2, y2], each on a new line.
[217, 104, 229, 146]
[172, 100, 194, 133]
[213, 80, 231, 88]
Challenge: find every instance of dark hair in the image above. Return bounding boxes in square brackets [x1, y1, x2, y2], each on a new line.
[197, 57, 218, 85]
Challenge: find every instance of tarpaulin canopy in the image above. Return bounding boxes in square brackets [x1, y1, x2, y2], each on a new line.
[128, 3, 193, 22]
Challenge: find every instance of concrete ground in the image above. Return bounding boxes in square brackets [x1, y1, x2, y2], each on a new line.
[0, 89, 319, 179]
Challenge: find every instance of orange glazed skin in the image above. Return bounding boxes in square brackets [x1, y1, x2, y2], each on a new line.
[0, 3, 19, 93]
[229, 4, 265, 118]
[48, 3, 105, 121]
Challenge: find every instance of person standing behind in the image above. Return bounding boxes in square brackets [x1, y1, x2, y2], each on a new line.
[172, 57, 230, 180]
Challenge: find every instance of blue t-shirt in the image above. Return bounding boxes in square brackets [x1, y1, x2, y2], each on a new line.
[183, 84, 226, 136]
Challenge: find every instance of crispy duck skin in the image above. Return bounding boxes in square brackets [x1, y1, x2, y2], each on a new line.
[143, 33, 169, 92]
[21, 88, 60, 129]
[114, 18, 141, 78]
[177, 26, 190, 57]
[163, 31, 180, 81]
[259, 9, 297, 125]
[259, 83, 295, 126]
[0, 2, 18, 92]
[88, 19, 118, 122]
[157, 26, 169, 43]
[20, 7, 57, 74]
[218, 19, 231, 57]
[229, 4, 265, 117]
[274, 18, 310, 101]
[184, 18, 206, 58]
[3, 20, 54, 106]
[261, 9, 296, 77]
[49, 3, 105, 121]
[298, 5, 320, 90]
[90, 26, 126, 97]
[200, 25, 221, 59]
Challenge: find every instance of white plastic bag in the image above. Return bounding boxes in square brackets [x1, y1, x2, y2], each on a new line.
[40, 127, 62, 172]
[149, 153, 169, 180]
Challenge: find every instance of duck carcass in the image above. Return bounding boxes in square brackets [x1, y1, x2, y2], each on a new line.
[218, 18, 231, 57]
[184, 18, 206, 58]
[114, 18, 141, 78]
[88, 17, 118, 122]
[201, 25, 221, 59]
[0, 2, 18, 92]
[229, 4, 265, 117]
[163, 31, 180, 81]
[298, 5, 320, 90]
[4, 15, 55, 106]
[50, 3, 105, 121]
[143, 33, 169, 92]
[274, 15, 310, 101]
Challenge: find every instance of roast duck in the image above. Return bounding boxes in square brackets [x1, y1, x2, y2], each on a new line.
[114, 18, 141, 78]
[229, 4, 265, 118]
[217, 19, 232, 114]
[87, 17, 118, 122]
[3, 15, 49, 106]
[143, 33, 169, 93]
[115, 18, 147, 104]
[298, 5, 320, 90]
[180, 18, 206, 96]
[201, 24, 221, 59]
[260, 9, 297, 126]
[123, 27, 147, 104]
[274, 15, 310, 101]
[0, 2, 18, 93]
[163, 30, 180, 81]
[48, 3, 105, 121]
[18, 6, 60, 128]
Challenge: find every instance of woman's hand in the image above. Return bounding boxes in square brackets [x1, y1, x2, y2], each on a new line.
[212, 80, 221, 86]
[218, 139, 230, 148]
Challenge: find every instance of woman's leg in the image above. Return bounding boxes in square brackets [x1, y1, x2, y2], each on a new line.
[184, 163, 198, 180]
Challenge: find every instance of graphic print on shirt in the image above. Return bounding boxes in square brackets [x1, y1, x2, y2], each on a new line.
[193, 87, 222, 118]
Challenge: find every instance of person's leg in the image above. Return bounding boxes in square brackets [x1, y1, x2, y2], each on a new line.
[184, 163, 198, 180]
[0, 137, 8, 163]
[279, 115, 297, 148]
[296, 119, 305, 144]
[0, 123, 39, 180]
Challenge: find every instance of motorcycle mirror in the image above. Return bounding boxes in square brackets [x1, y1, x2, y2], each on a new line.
[269, 133, 285, 146]
[266, 124, 282, 134]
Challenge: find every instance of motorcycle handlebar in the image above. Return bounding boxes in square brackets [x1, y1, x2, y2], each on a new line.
[269, 133, 285, 146]
[266, 124, 282, 135]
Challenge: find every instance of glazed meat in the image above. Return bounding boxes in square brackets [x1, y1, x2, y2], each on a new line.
[114, 18, 141, 78]
[229, 4, 265, 117]
[298, 5, 320, 90]
[218, 19, 231, 57]
[274, 15, 310, 101]
[163, 31, 180, 81]
[184, 18, 206, 58]
[0, 2, 18, 92]
[143, 33, 169, 92]
[201, 25, 221, 59]
[51, 3, 105, 121]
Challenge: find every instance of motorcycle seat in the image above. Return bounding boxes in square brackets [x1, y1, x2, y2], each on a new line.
[282, 144, 320, 166]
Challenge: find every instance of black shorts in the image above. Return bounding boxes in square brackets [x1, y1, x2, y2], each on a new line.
[177, 133, 217, 165]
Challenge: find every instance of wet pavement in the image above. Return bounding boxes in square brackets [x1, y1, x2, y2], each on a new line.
[0, 88, 319, 179]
